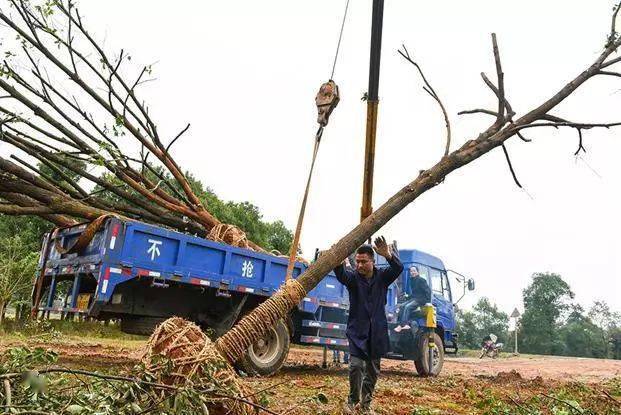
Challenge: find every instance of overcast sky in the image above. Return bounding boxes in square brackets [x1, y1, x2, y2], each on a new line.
[24, 1, 621, 314]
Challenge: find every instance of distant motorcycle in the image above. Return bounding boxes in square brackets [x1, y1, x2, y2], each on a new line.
[479, 334, 503, 359]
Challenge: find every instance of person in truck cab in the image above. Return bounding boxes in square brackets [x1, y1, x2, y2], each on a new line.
[395, 265, 431, 332]
[334, 236, 403, 414]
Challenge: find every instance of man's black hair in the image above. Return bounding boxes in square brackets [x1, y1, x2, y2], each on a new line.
[356, 245, 374, 259]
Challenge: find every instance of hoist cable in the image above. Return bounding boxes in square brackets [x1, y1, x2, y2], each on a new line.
[330, 0, 351, 80]
[284, 127, 323, 280]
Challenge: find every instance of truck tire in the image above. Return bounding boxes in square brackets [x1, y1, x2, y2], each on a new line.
[414, 331, 444, 377]
[237, 319, 290, 376]
[120, 316, 166, 336]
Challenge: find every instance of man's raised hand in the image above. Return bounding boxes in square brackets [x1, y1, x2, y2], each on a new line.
[373, 236, 392, 259]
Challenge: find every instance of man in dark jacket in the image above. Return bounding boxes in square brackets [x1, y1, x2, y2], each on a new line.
[334, 236, 403, 412]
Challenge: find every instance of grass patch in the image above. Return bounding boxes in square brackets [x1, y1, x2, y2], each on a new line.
[1, 318, 145, 344]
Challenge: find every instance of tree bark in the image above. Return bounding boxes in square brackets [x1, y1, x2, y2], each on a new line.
[0, 192, 77, 227]
[0, 176, 114, 221]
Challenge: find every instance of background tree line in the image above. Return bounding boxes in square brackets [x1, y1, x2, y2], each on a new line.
[456, 272, 621, 360]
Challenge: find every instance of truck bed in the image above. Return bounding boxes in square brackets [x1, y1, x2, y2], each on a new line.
[34, 217, 350, 321]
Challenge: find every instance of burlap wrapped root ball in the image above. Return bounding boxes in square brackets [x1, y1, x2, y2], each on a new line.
[141, 317, 255, 415]
[207, 224, 249, 248]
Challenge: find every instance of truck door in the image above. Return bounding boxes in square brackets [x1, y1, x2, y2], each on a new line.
[441, 271, 455, 330]
[429, 268, 454, 331]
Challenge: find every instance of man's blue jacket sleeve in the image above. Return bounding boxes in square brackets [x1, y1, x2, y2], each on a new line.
[381, 255, 404, 286]
[334, 263, 355, 289]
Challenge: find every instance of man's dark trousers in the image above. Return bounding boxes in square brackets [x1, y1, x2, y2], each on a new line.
[349, 356, 380, 409]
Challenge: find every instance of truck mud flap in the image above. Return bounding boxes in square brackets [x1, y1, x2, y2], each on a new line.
[300, 335, 348, 347]
[301, 320, 346, 331]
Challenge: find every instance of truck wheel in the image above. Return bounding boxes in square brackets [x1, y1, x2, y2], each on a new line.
[120, 316, 166, 336]
[237, 319, 290, 376]
[414, 332, 444, 377]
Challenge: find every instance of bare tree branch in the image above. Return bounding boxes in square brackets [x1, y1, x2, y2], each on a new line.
[541, 114, 570, 123]
[0, 191, 76, 226]
[9, 154, 88, 200]
[0, 155, 64, 196]
[458, 108, 499, 117]
[491, 33, 507, 124]
[602, 55, 621, 68]
[515, 132, 532, 143]
[458, 109, 533, 142]
[165, 123, 191, 153]
[609, 3, 621, 46]
[0, 104, 81, 149]
[398, 45, 451, 156]
[574, 128, 586, 155]
[480, 72, 515, 123]
[514, 121, 621, 131]
[501, 143, 523, 188]
[597, 70, 621, 77]
[0, 203, 55, 215]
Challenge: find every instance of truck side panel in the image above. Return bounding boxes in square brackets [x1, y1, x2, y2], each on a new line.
[115, 221, 305, 293]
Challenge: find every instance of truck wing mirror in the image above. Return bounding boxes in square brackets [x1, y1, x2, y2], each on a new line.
[447, 269, 475, 305]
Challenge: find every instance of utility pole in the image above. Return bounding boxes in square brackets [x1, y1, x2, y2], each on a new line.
[510, 308, 521, 355]
[360, 0, 385, 231]
[514, 326, 518, 355]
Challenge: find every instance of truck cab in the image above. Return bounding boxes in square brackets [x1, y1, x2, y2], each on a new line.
[378, 249, 459, 374]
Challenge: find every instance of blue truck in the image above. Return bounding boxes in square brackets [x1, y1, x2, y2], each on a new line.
[32, 217, 473, 376]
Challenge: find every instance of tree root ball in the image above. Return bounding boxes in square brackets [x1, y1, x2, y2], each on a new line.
[141, 317, 255, 415]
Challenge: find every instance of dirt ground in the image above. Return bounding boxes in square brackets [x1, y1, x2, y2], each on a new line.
[445, 354, 621, 382]
[5, 339, 619, 382]
[2, 338, 621, 414]
[286, 346, 621, 382]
